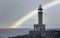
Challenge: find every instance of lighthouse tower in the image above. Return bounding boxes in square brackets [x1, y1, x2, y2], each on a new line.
[29, 5, 46, 38]
[38, 5, 43, 24]
[34, 5, 45, 31]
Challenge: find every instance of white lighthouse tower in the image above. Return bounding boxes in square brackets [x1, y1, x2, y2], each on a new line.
[29, 5, 46, 38]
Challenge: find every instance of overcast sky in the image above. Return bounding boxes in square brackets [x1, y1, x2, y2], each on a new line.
[0, 0, 60, 29]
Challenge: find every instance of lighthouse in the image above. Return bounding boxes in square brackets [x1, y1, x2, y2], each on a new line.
[38, 5, 43, 24]
[34, 5, 45, 31]
[29, 5, 46, 38]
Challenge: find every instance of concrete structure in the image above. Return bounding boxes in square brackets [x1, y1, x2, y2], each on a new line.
[28, 5, 46, 38]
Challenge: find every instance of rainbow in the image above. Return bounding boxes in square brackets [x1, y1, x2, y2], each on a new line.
[10, 0, 60, 28]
